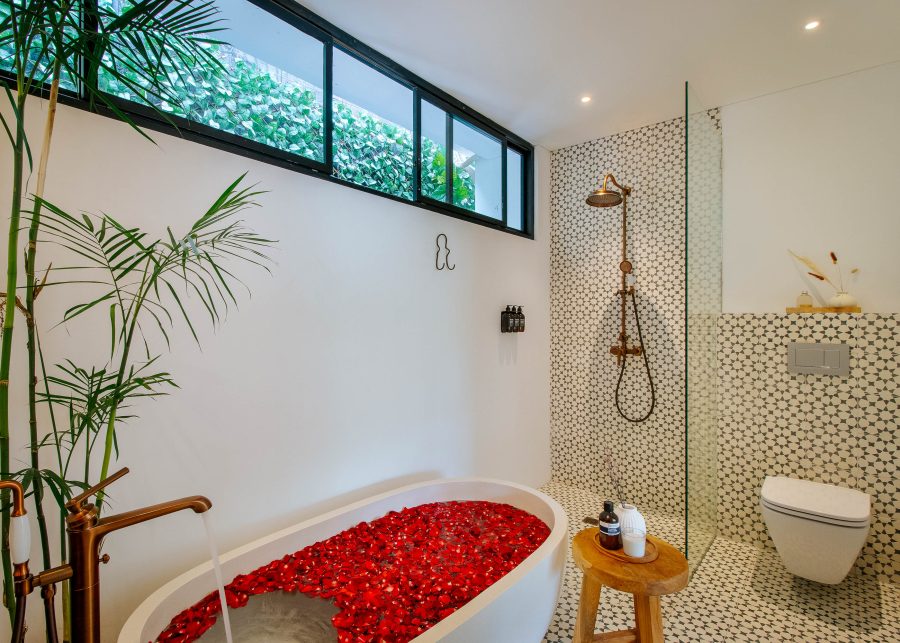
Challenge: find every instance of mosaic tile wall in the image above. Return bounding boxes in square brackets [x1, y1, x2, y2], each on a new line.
[717, 313, 898, 581]
[550, 115, 691, 515]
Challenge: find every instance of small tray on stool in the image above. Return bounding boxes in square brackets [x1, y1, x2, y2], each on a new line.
[593, 532, 659, 564]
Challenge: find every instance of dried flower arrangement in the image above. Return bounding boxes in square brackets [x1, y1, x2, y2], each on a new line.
[603, 448, 627, 507]
[789, 250, 859, 295]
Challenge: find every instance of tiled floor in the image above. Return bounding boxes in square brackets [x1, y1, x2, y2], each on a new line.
[540, 481, 900, 643]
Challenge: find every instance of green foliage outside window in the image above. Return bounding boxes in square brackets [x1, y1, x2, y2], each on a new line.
[420, 146, 447, 201]
[333, 98, 412, 198]
[419, 144, 477, 211]
[99, 53, 327, 161]
[332, 100, 475, 207]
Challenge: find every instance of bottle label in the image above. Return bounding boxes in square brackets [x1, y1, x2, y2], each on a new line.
[599, 521, 620, 537]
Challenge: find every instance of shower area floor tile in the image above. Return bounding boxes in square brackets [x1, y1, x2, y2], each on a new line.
[540, 481, 899, 643]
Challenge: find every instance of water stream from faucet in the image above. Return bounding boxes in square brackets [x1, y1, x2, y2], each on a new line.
[202, 513, 234, 643]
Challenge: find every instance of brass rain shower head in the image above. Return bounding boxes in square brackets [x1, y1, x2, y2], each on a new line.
[585, 173, 630, 208]
[586, 187, 623, 208]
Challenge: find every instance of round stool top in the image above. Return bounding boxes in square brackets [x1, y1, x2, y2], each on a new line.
[572, 528, 689, 596]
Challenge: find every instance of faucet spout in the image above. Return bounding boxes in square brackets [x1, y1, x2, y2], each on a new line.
[68, 492, 212, 643]
[94, 495, 212, 538]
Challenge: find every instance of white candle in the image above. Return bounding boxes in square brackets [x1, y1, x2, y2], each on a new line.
[622, 529, 646, 558]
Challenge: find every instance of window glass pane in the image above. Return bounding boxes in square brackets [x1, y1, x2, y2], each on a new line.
[506, 148, 524, 230]
[452, 119, 502, 219]
[0, 1, 11, 67]
[98, 0, 326, 163]
[332, 48, 413, 199]
[1, 1, 78, 91]
[420, 100, 447, 202]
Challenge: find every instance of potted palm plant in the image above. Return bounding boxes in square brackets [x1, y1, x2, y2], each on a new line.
[0, 1, 274, 638]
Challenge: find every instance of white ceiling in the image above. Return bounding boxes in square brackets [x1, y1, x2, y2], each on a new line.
[296, 1, 900, 150]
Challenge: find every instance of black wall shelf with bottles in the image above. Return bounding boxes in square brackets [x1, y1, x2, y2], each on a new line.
[501, 306, 525, 333]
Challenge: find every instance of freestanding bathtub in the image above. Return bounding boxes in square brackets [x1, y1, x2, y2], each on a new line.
[119, 478, 568, 642]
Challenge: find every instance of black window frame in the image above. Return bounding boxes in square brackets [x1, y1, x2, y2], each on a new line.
[505, 144, 528, 233]
[417, 92, 511, 228]
[1, 0, 535, 239]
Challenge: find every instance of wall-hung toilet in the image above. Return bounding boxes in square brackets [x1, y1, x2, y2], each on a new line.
[760, 476, 871, 584]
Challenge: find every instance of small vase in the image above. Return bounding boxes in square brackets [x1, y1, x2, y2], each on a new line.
[796, 291, 814, 308]
[827, 292, 858, 308]
[615, 503, 647, 534]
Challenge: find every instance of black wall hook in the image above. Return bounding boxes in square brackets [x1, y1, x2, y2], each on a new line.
[435, 233, 455, 270]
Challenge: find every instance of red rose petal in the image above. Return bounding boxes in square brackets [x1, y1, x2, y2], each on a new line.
[154, 501, 549, 643]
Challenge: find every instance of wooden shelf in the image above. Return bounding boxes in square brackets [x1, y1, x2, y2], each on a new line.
[786, 306, 861, 314]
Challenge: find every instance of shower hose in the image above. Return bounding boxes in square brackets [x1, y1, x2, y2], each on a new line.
[614, 288, 656, 423]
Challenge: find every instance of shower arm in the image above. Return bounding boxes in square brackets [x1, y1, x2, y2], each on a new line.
[595, 173, 633, 268]
[600, 172, 630, 195]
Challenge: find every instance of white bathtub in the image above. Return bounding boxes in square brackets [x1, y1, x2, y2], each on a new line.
[119, 478, 568, 643]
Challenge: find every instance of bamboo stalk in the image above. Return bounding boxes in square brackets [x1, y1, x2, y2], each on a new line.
[25, 66, 62, 579]
[0, 90, 28, 625]
[26, 11, 75, 638]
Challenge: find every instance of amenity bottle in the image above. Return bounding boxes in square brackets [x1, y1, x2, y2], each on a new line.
[598, 500, 621, 550]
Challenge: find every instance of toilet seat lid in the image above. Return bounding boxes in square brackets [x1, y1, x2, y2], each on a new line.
[761, 476, 870, 523]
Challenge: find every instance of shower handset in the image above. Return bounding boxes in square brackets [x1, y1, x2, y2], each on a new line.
[584, 173, 656, 422]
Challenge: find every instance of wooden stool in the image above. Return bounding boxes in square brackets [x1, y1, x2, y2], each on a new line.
[572, 528, 688, 643]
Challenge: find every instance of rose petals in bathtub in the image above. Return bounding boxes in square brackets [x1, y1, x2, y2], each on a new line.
[155, 500, 549, 643]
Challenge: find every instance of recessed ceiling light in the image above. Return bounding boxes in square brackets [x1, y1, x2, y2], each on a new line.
[804, 20, 820, 30]
[581, 96, 592, 104]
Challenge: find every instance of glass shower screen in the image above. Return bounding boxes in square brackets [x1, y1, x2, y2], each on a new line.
[685, 81, 722, 569]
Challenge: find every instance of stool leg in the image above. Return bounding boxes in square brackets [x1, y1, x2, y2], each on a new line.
[574, 572, 602, 643]
[633, 594, 664, 642]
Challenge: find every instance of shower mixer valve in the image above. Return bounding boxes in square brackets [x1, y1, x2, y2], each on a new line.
[610, 335, 643, 362]
[611, 286, 644, 362]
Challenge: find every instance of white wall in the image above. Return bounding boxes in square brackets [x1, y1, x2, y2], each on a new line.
[722, 61, 900, 313]
[0, 99, 551, 641]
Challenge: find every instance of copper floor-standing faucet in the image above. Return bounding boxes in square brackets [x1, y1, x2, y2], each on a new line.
[10, 468, 212, 643]
[585, 173, 656, 422]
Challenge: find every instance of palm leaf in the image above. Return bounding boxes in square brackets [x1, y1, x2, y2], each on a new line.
[66, 0, 227, 139]
[35, 175, 273, 505]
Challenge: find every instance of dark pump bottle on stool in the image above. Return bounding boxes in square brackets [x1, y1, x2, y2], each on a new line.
[598, 500, 621, 550]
